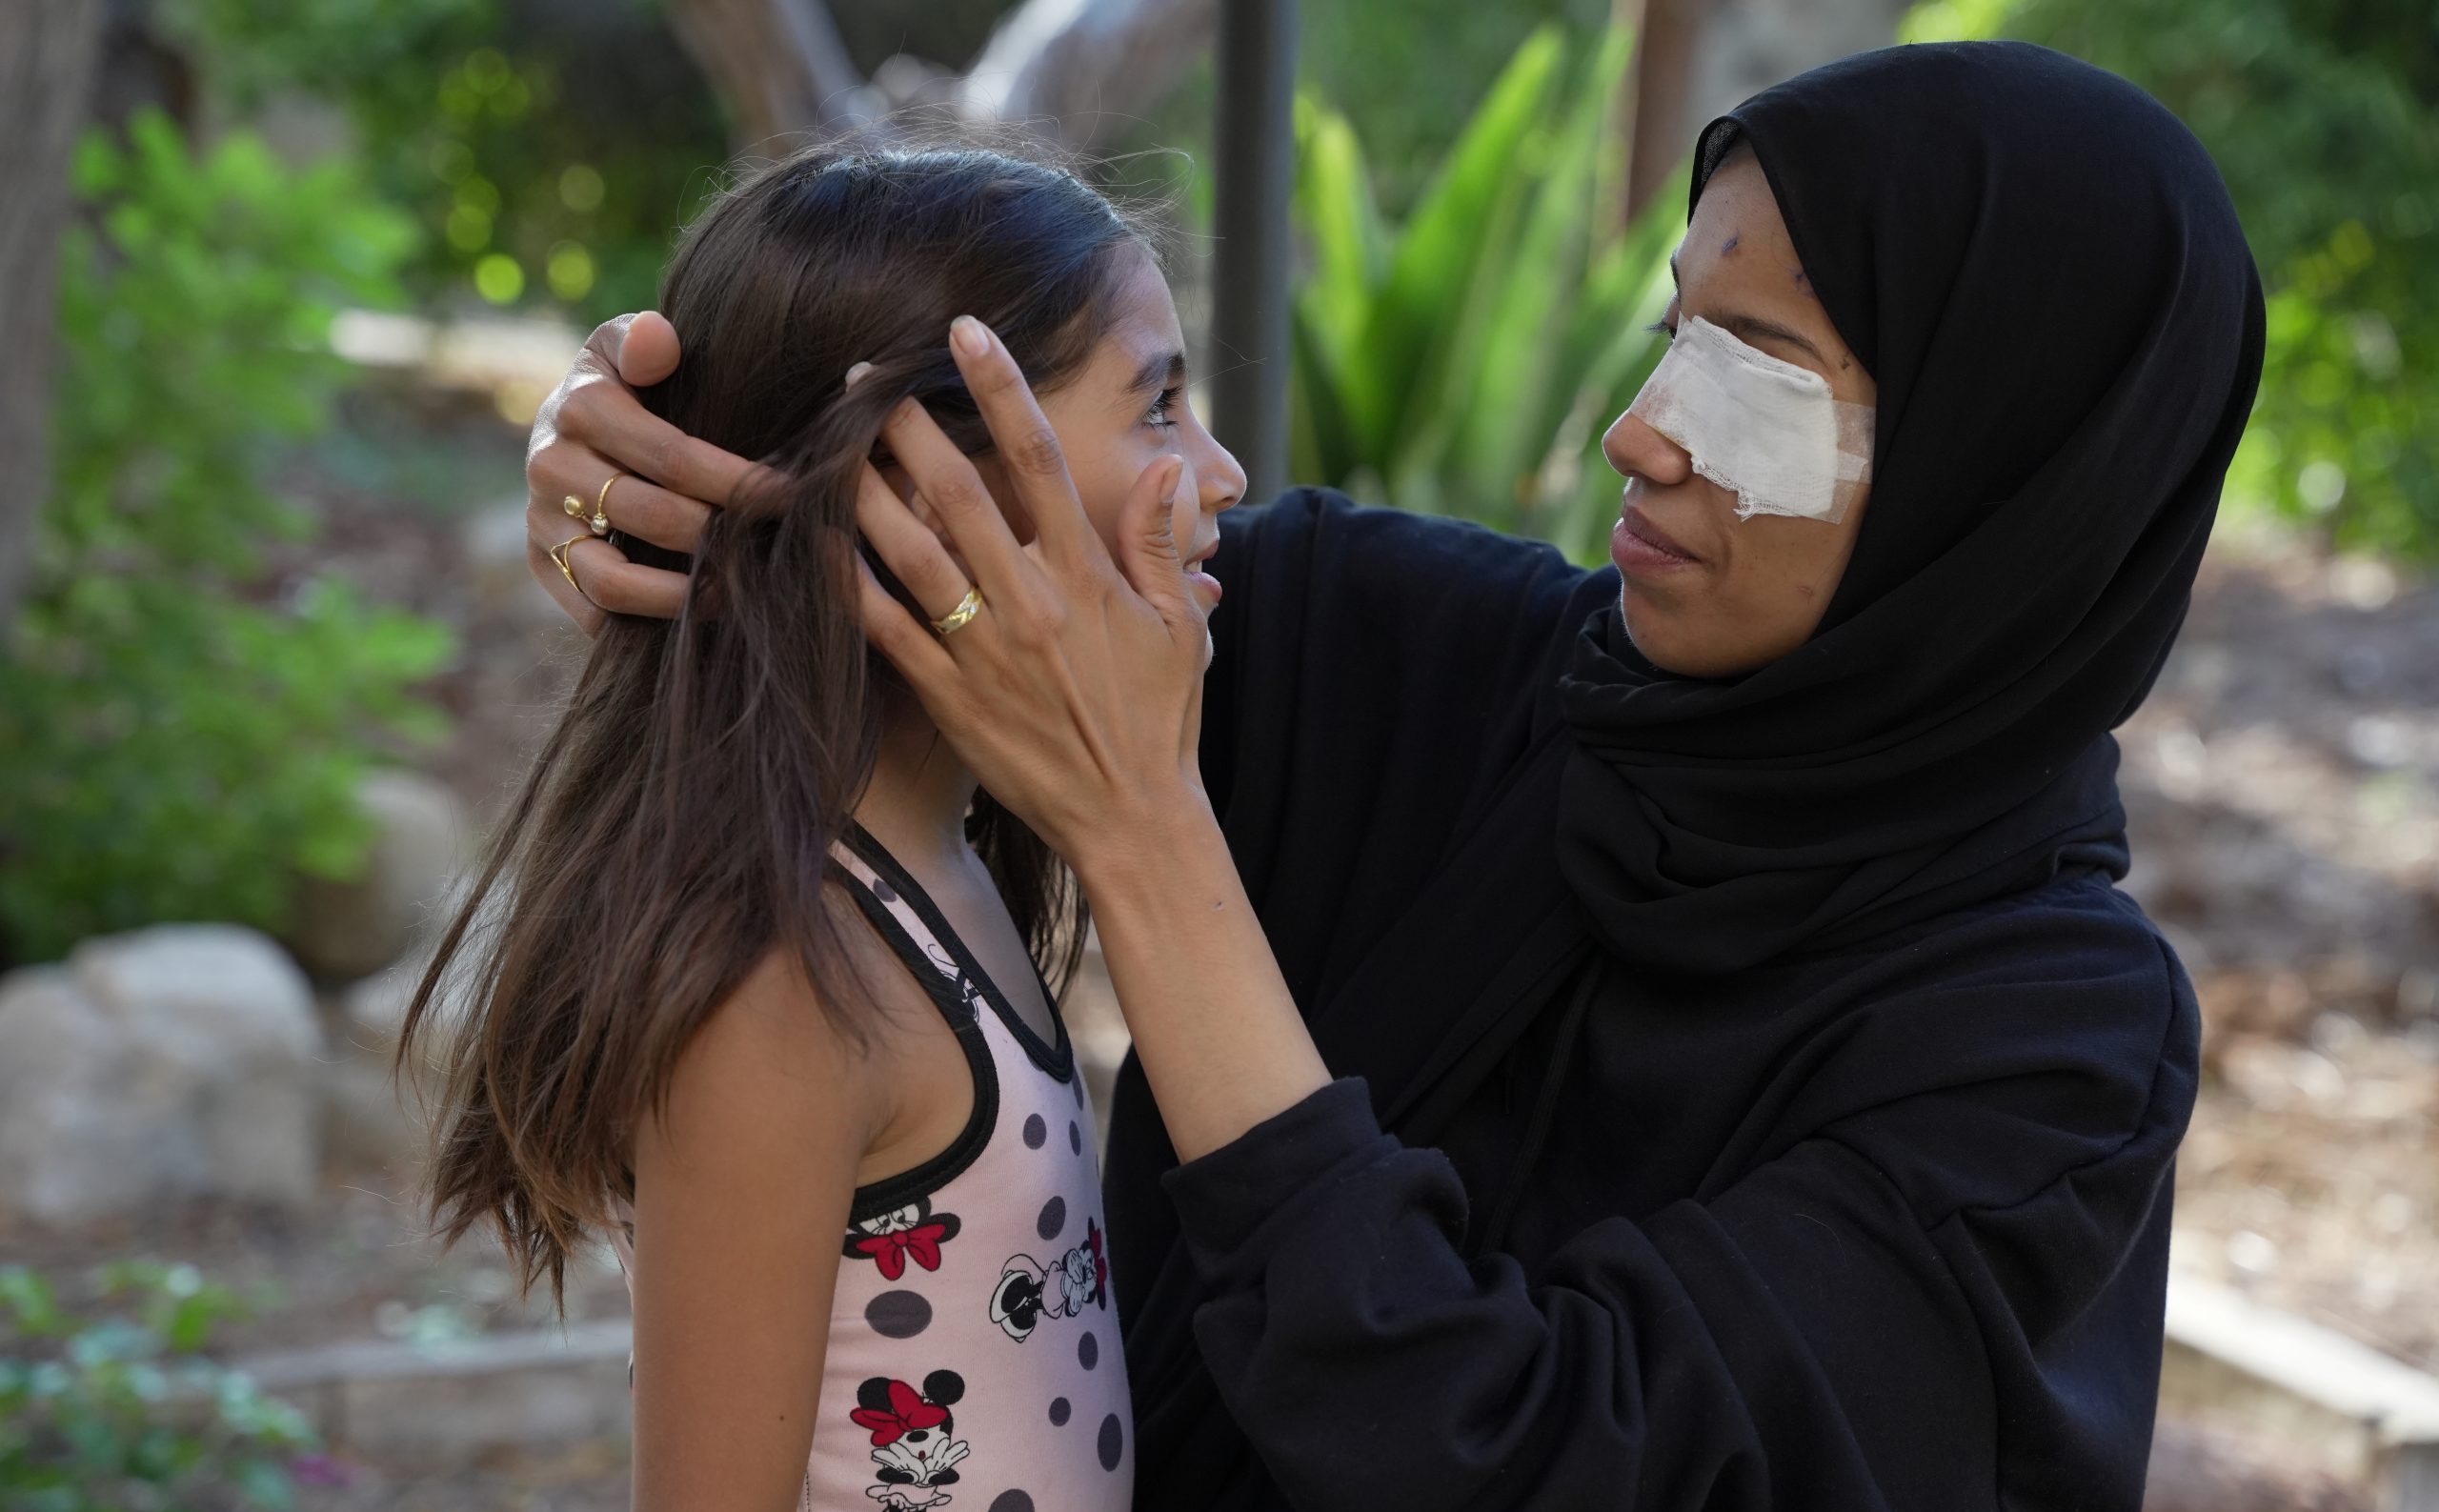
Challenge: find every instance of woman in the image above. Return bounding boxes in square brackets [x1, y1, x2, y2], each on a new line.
[402, 145, 1244, 1512]
[521, 42, 2260, 1511]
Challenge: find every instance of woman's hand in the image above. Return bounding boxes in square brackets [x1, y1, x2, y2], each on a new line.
[855, 316, 1212, 869]
[860, 317, 1329, 1159]
[523, 312, 757, 632]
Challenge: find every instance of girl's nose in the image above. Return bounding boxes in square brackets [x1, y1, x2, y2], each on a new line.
[1602, 411, 1694, 487]
[1195, 432, 1248, 513]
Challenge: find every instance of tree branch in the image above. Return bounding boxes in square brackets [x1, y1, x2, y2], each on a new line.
[957, 0, 1217, 149]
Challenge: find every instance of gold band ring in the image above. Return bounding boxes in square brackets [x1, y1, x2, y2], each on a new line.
[592, 472, 623, 536]
[930, 586, 985, 637]
[548, 531, 593, 599]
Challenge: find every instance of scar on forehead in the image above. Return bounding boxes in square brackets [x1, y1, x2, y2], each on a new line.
[1720, 232, 1742, 255]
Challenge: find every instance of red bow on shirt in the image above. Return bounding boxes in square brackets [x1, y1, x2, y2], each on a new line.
[855, 1221, 951, 1281]
[851, 1380, 949, 1446]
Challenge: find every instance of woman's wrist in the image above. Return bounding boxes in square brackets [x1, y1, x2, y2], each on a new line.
[1066, 793, 1330, 1162]
[1061, 779, 1220, 893]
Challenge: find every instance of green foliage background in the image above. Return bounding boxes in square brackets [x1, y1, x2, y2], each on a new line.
[1287, 25, 1679, 562]
[0, 112, 453, 963]
[160, 0, 730, 320]
[1, 1263, 315, 1511]
[1903, 0, 2439, 560]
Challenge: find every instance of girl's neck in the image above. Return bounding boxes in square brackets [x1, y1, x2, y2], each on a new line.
[854, 692, 980, 871]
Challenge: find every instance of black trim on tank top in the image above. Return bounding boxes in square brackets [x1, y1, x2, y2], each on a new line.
[838, 862, 1003, 1225]
[844, 823, 1077, 1082]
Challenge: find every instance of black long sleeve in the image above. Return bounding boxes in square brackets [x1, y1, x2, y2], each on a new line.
[1159, 883, 2198, 1511]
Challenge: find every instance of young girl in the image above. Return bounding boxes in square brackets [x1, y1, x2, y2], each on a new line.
[397, 143, 1242, 1512]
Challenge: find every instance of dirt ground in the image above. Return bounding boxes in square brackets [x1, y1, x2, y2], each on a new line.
[2117, 526, 2439, 1373]
[9, 394, 2434, 1503]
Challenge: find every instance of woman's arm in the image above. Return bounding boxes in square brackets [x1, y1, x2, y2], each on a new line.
[628, 950, 876, 1512]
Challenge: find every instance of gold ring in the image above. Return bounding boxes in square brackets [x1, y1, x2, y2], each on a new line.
[548, 531, 592, 599]
[592, 472, 623, 536]
[930, 586, 985, 637]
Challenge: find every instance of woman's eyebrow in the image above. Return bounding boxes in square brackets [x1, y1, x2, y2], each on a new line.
[1667, 251, 1831, 366]
[1716, 312, 1828, 365]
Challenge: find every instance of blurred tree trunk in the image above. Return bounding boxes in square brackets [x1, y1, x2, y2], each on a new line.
[669, 0, 1215, 151]
[956, 0, 1218, 150]
[0, 0, 106, 635]
[1622, 0, 1712, 224]
[663, 0, 874, 148]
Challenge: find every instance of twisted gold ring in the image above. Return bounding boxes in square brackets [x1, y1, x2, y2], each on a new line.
[930, 586, 985, 637]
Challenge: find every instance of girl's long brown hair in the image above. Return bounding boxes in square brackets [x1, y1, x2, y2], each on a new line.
[397, 142, 1143, 1303]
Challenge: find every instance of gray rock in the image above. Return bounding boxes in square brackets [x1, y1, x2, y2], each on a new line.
[321, 1034, 429, 1176]
[286, 769, 471, 981]
[0, 925, 325, 1224]
[0, 967, 165, 1221]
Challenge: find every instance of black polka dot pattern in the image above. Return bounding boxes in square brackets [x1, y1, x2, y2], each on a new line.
[1078, 1330, 1099, 1370]
[1037, 1195, 1066, 1242]
[987, 1493, 1036, 1512]
[1022, 1114, 1047, 1149]
[1048, 1396, 1071, 1426]
[1068, 1121, 1082, 1156]
[1098, 1413, 1124, 1471]
[873, 877, 897, 903]
[864, 1290, 932, 1340]
[1071, 1072, 1084, 1108]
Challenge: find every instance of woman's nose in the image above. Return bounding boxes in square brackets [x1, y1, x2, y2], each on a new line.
[1602, 410, 1694, 487]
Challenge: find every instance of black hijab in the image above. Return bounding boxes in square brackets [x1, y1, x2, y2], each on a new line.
[1558, 40, 2266, 974]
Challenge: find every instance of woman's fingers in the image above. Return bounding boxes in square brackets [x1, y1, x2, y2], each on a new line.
[857, 555, 957, 692]
[878, 395, 1035, 605]
[524, 446, 694, 626]
[608, 312, 682, 387]
[946, 316, 1100, 569]
[535, 534, 691, 622]
[855, 463, 978, 623]
[543, 312, 763, 515]
[556, 373, 763, 512]
[530, 437, 713, 554]
[529, 538, 606, 635]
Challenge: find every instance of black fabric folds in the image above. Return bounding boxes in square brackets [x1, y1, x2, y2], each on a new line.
[1558, 41, 2266, 973]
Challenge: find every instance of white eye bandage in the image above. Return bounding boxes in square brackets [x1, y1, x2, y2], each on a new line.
[1625, 315, 1874, 523]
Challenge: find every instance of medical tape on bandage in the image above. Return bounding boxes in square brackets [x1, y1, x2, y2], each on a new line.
[1625, 315, 1874, 523]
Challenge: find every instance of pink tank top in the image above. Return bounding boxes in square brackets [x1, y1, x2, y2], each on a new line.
[610, 826, 1132, 1512]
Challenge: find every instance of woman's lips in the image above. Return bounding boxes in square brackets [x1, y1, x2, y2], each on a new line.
[1611, 503, 1703, 575]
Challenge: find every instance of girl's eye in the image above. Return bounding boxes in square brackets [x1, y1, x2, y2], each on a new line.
[1145, 387, 1182, 429]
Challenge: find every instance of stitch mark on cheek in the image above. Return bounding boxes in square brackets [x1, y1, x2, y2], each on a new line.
[1720, 232, 1742, 256]
[1791, 267, 1813, 296]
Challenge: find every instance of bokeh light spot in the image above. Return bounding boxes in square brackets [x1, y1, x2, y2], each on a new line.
[474, 253, 525, 305]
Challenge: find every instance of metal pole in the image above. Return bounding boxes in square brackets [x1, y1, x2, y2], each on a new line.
[1207, 0, 1299, 503]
